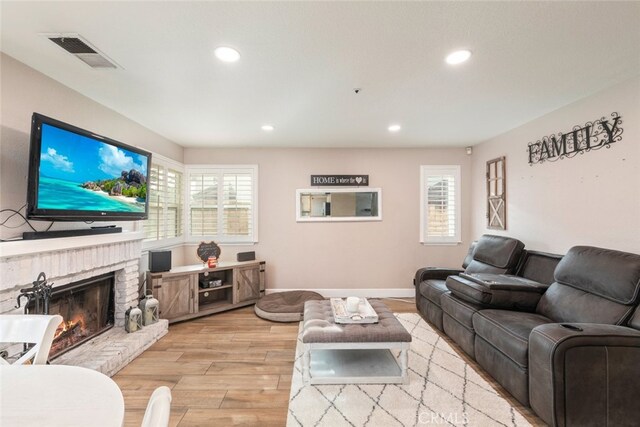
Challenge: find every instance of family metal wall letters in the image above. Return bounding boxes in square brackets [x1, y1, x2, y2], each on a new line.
[527, 112, 623, 165]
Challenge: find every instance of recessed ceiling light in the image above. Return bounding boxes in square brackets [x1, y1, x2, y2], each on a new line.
[445, 49, 472, 65]
[388, 124, 401, 132]
[261, 124, 275, 132]
[214, 46, 240, 63]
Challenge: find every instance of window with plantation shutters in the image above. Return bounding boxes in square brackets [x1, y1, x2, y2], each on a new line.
[189, 172, 218, 236]
[223, 172, 253, 237]
[144, 159, 184, 243]
[186, 165, 258, 243]
[420, 165, 461, 244]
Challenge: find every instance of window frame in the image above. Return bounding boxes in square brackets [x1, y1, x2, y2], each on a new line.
[185, 164, 259, 245]
[142, 154, 185, 250]
[420, 165, 462, 245]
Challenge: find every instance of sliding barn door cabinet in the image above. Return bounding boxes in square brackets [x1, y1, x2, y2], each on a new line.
[147, 260, 265, 323]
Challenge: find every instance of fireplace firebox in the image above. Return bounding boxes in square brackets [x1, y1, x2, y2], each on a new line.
[27, 272, 115, 359]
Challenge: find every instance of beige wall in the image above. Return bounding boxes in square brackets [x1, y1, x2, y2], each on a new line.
[471, 76, 640, 255]
[0, 53, 183, 240]
[184, 147, 472, 293]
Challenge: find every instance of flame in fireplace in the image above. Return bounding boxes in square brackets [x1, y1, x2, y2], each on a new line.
[54, 316, 86, 341]
[50, 315, 93, 357]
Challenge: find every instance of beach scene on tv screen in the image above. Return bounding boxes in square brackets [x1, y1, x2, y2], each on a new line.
[37, 123, 148, 213]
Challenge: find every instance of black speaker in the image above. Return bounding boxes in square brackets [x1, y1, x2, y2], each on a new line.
[149, 250, 172, 272]
[237, 251, 256, 262]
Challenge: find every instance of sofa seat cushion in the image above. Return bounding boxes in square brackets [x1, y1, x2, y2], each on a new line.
[418, 279, 448, 306]
[473, 309, 552, 368]
[446, 273, 548, 310]
[441, 293, 486, 330]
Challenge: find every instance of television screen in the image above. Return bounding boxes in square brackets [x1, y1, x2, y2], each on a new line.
[27, 113, 151, 221]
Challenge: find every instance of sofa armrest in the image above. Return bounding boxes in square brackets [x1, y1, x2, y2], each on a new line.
[414, 268, 464, 286]
[529, 323, 640, 427]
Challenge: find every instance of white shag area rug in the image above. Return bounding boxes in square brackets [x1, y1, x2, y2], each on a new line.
[287, 313, 534, 427]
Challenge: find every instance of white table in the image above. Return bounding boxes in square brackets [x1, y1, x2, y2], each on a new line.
[0, 365, 125, 427]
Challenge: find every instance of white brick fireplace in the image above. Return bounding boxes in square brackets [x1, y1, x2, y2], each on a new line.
[0, 232, 167, 376]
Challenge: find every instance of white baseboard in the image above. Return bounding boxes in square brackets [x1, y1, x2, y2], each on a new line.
[265, 288, 415, 298]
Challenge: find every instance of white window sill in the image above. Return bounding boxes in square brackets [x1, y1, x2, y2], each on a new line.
[420, 241, 462, 246]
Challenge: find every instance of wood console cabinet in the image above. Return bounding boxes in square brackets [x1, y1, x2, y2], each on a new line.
[147, 260, 265, 323]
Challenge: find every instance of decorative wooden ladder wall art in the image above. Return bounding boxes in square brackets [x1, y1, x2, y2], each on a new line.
[486, 156, 506, 230]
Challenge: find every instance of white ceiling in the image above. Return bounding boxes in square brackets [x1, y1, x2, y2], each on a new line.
[1, 1, 639, 148]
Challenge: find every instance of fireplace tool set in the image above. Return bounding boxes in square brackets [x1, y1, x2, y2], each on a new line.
[15, 272, 53, 315]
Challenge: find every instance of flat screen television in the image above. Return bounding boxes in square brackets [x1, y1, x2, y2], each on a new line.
[27, 113, 151, 221]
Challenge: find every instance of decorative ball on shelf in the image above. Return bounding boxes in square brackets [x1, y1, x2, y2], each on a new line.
[197, 241, 221, 264]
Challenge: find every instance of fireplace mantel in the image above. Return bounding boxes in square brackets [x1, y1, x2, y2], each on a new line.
[0, 231, 145, 259]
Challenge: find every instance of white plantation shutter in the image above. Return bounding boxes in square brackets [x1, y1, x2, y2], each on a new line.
[223, 173, 253, 237]
[165, 168, 182, 238]
[187, 166, 258, 243]
[420, 165, 461, 244]
[144, 161, 183, 242]
[189, 172, 219, 236]
[144, 164, 162, 240]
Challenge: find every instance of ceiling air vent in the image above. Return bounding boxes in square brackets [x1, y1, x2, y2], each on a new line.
[42, 33, 119, 69]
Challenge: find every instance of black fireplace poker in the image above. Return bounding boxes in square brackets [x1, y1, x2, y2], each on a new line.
[16, 272, 53, 315]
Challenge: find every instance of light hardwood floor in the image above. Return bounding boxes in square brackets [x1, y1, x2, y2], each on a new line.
[113, 298, 543, 426]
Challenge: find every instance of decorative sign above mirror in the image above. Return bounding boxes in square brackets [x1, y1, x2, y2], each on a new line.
[527, 112, 623, 165]
[310, 175, 369, 186]
[296, 188, 382, 222]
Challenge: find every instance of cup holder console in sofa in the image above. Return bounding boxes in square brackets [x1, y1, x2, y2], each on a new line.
[446, 272, 549, 311]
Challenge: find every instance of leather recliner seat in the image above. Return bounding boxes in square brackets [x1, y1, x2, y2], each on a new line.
[415, 235, 524, 331]
[471, 246, 640, 425]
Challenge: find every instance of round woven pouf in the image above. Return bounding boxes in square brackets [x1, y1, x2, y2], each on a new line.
[254, 291, 324, 322]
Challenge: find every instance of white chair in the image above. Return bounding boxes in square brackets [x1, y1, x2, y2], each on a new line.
[0, 314, 63, 365]
[141, 386, 172, 427]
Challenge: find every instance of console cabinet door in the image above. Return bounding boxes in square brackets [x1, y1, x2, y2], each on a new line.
[235, 265, 261, 303]
[153, 274, 196, 320]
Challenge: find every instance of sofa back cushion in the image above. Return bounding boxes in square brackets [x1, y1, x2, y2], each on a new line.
[555, 246, 640, 304]
[464, 235, 524, 274]
[516, 250, 563, 285]
[461, 241, 477, 269]
[536, 283, 634, 325]
[536, 246, 640, 324]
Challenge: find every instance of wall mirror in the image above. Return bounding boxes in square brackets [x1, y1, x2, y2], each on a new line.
[296, 188, 382, 222]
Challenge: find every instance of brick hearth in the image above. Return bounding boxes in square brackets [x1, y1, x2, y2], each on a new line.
[0, 232, 167, 375]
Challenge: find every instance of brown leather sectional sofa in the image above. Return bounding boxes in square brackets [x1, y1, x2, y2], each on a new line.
[415, 235, 640, 426]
